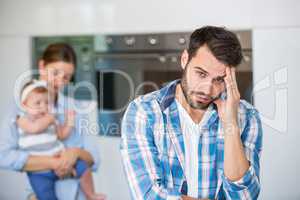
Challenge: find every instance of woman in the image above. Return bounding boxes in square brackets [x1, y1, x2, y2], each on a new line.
[0, 43, 101, 200]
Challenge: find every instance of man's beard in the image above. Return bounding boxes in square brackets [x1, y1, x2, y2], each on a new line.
[180, 68, 219, 110]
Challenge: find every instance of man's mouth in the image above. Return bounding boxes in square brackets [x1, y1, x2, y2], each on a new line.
[195, 95, 211, 103]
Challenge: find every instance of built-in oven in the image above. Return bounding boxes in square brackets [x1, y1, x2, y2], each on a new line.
[96, 52, 182, 136]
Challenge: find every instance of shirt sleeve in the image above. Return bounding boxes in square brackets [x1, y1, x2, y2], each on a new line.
[0, 110, 30, 171]
[222, 108, 263, 200]
[120, 101, 182, 200]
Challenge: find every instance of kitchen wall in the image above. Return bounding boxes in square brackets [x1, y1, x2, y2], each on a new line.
[1, 0, 300, 36]
[253, 28, 300, 200]
[0, 0, 299, 199]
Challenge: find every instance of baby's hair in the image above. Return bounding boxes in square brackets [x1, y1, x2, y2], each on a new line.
[21, 80, 48, 103]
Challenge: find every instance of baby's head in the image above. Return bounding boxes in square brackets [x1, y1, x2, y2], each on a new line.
[20, 80, 50, 117]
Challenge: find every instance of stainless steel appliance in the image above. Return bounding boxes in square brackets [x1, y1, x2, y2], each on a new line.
[32, 31, 252, 136]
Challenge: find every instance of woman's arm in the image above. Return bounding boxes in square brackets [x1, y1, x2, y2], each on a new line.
[0, 103, 60, 172]
[17, 114, 55, 134]
[22, 155, 59, 171]
[58, 148, 94, 167]
[23, 149, 93, 176]
[53, 148, 94, 178]
[74, 147, 94, 166]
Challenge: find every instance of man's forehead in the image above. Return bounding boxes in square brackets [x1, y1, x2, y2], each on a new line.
[191, 46, 227, 76]
[192, 65, 226, 77]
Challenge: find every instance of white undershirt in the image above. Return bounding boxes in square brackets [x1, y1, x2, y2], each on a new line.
[175, 99, 211, 198]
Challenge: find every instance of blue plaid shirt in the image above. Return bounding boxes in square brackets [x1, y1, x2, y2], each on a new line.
[121, 80, 262, 200]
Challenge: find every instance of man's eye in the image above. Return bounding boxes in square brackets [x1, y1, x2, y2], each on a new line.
[214, 77, 225, 84]
[197, 72, 207, 78]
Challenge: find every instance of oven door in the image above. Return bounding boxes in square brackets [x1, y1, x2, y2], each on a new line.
[95, 53, 182, 136]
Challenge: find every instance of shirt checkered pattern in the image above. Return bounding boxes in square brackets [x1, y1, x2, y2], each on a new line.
[121, 80, 262, 200]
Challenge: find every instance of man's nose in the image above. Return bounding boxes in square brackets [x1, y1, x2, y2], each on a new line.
[200, 79, 213, 95]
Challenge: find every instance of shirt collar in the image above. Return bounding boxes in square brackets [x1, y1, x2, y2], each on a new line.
[156, 79, 180, 111]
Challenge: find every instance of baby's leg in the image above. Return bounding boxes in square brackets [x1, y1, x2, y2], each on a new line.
[80, 169, 107, 200]
[27, 171, 58, 200]
[75, 160, 106, 200]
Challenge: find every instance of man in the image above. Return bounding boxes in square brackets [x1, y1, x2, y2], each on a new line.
[121, 26, 262, 200]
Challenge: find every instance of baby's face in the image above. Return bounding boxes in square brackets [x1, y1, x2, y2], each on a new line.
[23, 91, 49, 117]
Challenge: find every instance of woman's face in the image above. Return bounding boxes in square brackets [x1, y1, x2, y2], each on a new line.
[39, 61, 75, 94]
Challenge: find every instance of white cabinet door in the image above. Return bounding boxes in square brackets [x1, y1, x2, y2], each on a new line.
[0, 36, 31, 200]
[253, 28, 300, 200]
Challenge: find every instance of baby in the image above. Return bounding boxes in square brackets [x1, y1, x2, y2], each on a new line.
[17, 80, 106, 200]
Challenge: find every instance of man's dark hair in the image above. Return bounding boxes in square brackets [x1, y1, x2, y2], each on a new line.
[187, 26, 243, 67]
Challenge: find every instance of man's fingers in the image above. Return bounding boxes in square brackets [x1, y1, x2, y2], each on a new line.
[214, 98, 224, 109]
[225, 67, 240, 99]
[224, 67, 234, 96]
[230, 68, 240, 98]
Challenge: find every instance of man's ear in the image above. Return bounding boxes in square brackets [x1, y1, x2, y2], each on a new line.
[181, 50, 189, 70]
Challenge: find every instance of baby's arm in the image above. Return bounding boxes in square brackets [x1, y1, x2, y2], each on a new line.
[17, 114, 56, 134]
[56, 110, 76, 140]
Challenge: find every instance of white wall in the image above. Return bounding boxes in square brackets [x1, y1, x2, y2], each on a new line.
[0, 36, 36, 200]
[0, 0, 300, 200]
[253, 28, 300, 200]
[1, 0, 300, 36]
[93, 137, 130, 200]
[0, 36, 30, 121]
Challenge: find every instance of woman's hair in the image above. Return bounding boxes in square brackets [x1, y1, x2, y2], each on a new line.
[42, 43, 77, 67]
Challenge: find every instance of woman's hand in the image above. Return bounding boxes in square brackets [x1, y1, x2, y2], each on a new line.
[53, 148, 79, 178]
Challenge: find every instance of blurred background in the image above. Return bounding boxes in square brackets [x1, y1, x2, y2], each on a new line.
[0, 0, 299, 199]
